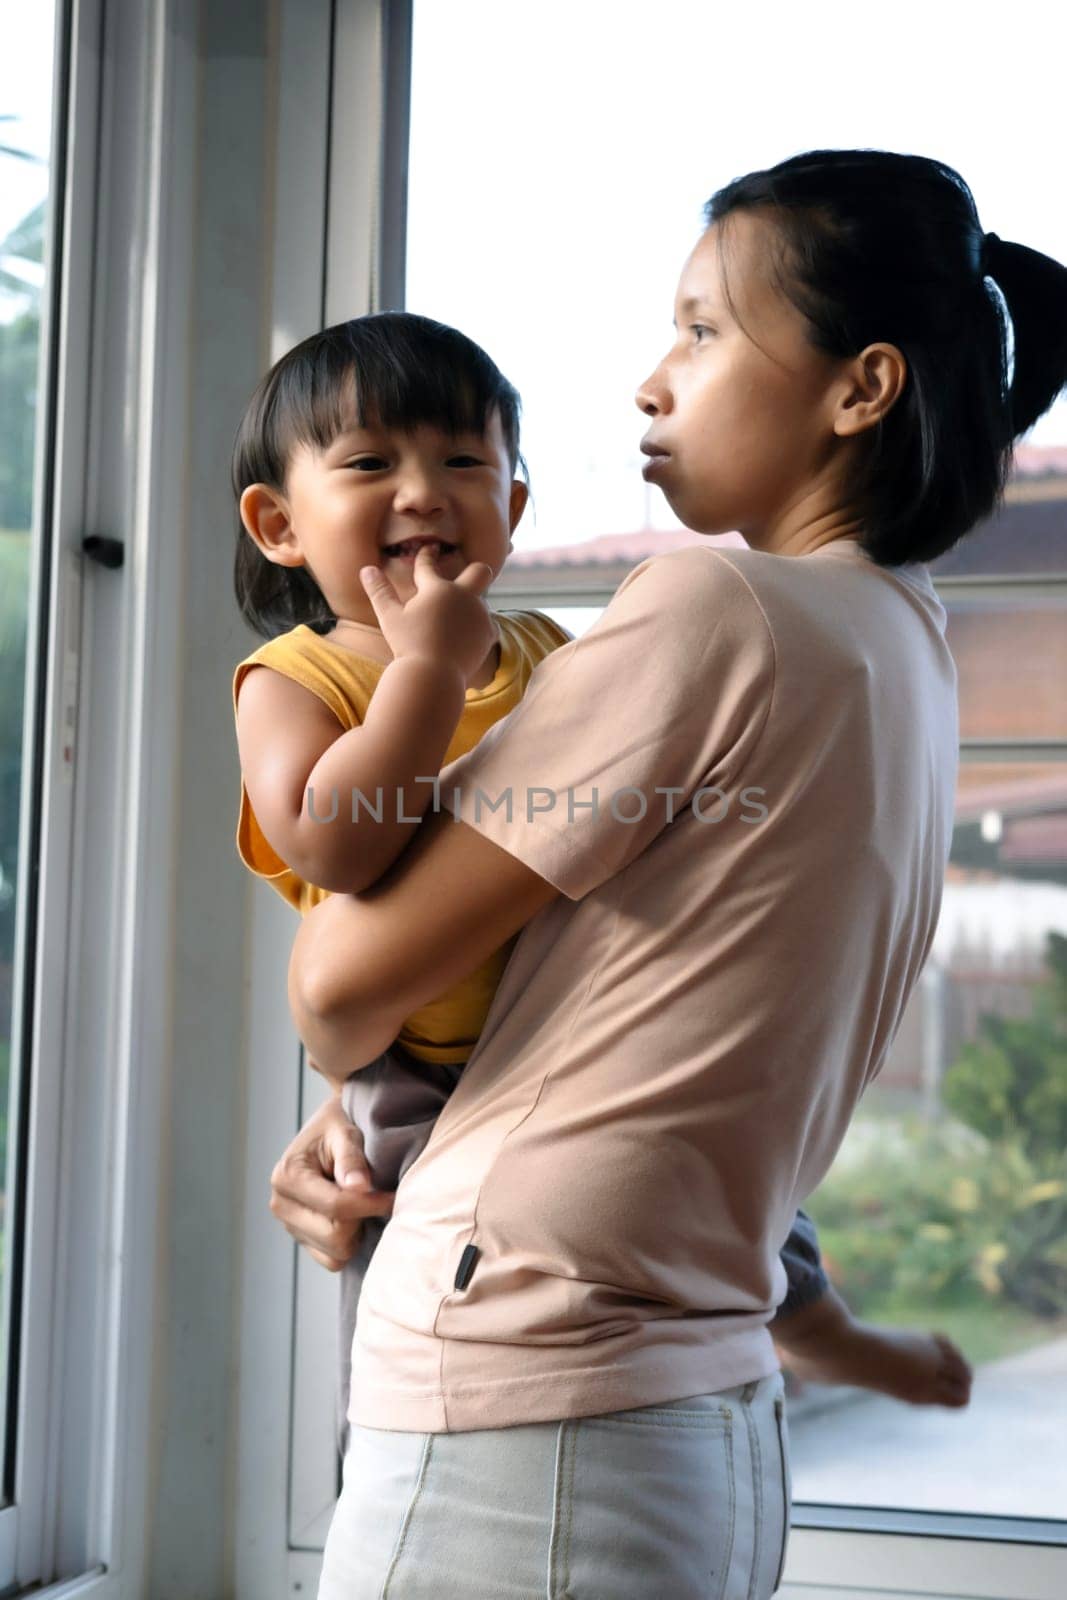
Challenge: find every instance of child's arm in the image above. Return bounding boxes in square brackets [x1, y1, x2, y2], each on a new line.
[237, 544, 496, 897]
[236, 653, 466, 896]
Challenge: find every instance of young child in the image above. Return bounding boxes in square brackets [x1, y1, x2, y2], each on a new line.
[229, 311, 973, 1452]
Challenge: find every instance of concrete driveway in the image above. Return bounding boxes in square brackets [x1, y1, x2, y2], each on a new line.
[786, 1335, 1067, 1519]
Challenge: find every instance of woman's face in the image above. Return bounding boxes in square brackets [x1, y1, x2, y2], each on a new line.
[635, 212, 867, 555]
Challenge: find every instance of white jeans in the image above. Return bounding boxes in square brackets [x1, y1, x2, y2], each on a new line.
[319, 1370, 791, 1600]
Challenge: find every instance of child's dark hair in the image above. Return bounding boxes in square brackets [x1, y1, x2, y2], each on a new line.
[704, 149, 1067, 566]
[232, 312, 525, 639]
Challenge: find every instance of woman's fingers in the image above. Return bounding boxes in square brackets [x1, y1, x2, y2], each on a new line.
[269, 1181, 393, 1266]
[271, 1195, 357, 1266]
[269, 1145, 379, 1211]
[268, 1093, 396, 1269]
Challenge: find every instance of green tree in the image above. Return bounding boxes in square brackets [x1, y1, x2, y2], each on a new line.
[808, 932, 1067, 1327]
[0, 311, 40, 528]
[942, 931, 1067, 1164]
[0, 116, 46, 308]
[0, 121, 42, 987]
[1, 117, 46, 527]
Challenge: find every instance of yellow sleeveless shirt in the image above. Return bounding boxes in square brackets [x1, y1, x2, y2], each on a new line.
[232, 611, 570, 1064]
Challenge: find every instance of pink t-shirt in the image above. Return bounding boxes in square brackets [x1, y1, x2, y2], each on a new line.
[347, 539, 959, 1432]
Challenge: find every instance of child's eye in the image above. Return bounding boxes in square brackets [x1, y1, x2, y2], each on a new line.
[347, 455, 388, 471]
[447, 454, 484, 468]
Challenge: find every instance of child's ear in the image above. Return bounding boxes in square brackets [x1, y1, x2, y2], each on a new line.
[508, 479, 529, 534]
[240, 483, 305, 567]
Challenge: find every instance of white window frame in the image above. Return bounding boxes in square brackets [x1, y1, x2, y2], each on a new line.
[233, 0, 1067, 1592]
[12, 0, 1052, 1593]
[389, 9, 1067, 1589]
[2, 0, 383, 1594]
[233, 2, 412, 1597]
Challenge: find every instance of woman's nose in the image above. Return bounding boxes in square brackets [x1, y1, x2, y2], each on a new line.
[635, 367, 670, 417]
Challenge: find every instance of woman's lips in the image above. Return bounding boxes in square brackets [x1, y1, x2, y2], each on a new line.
[641, 453, 671, 480]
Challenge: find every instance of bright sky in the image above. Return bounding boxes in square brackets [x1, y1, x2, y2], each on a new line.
[406, 0, 1067, 549]
[3, 0, 1066, 554]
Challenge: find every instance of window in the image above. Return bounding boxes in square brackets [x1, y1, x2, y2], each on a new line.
[405, 1, 1067, 1592]
[0, 1, 59, 1576]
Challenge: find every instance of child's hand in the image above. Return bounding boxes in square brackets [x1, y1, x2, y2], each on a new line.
[359, 545, 497, 686]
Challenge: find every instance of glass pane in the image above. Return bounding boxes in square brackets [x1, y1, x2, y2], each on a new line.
[0, 4, 58, 1498]
[408, 0, 1067, 1531]
[949, 592, 1067, 742]
[497, 602, 603, 641]
[408, 1, 1067, 597]
[791, 761, 1067, 1520]
[931, 475, 1067, 579]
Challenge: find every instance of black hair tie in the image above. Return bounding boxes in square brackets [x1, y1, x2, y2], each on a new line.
[980, 230, 1002, 278]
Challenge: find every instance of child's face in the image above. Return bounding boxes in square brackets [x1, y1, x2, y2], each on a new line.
[243, 408, 527, 627]
[635, 212, 866, 552]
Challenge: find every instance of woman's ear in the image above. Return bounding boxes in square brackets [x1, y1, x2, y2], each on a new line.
[508, 479, 530, 534]
[239, 483, 305, 567]
[833, 343, 908, 438]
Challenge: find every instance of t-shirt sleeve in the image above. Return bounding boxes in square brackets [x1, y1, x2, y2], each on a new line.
[438, 548, 776, 900]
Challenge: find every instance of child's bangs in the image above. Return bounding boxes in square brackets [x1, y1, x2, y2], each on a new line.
[273, 320, 506, 471]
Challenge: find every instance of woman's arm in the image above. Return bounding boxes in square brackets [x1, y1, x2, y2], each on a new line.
[289, 808, 559, 1085]
[290, 549, 777, 1084]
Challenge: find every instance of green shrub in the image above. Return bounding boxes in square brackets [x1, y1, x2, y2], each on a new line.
[808, 1126, 1067, 1321]
[942, 930, 1067, 1164]
[808, 933, 1067, 1323]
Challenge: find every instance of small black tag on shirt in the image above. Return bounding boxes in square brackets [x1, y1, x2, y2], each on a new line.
[454, 1243, 480, 1291]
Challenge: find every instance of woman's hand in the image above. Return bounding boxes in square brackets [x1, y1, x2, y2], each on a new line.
[269, 1093, 396, 1271]
[359, 543, 496, 687]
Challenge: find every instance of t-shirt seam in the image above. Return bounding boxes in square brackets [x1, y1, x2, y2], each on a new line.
[696, 549, 779, 772]
[435, 883, 626, 1426]
[443, 802, 619, 896]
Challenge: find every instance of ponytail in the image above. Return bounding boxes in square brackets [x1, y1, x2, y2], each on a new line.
[983, 232, 1067, 441]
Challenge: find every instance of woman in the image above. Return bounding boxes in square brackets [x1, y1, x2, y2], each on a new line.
[271, 148, 1067, 1597]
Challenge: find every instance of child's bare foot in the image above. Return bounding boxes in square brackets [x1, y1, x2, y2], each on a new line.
[778, 1320, 973, 1408]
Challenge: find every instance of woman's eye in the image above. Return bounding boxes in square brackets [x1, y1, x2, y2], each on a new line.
[691, 324, 715, 343]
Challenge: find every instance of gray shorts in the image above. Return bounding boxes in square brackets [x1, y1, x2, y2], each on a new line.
[319, 1372, 791, 1599]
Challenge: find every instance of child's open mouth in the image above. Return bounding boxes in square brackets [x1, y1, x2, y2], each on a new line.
[380, 537, 459, 561]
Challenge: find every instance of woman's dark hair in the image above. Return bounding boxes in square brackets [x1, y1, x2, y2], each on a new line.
[704, 149, 1067, 565]
[232, 311, 525, 639]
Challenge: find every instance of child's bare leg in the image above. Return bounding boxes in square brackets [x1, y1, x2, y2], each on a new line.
[770, 1282, 973, 1408]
